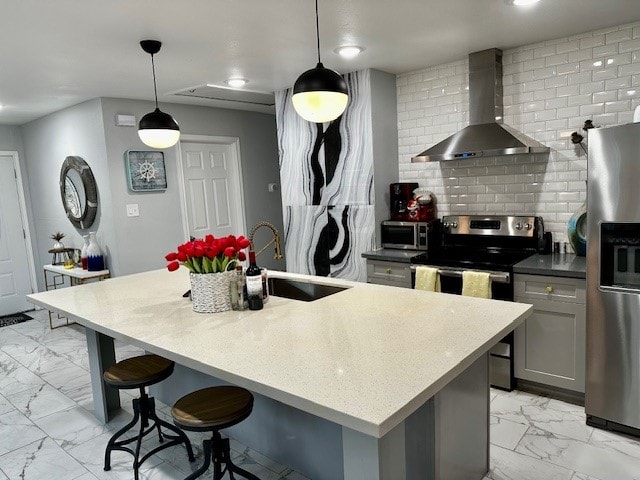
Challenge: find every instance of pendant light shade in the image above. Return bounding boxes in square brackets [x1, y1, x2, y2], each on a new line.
[138, 108, 180, 149]
[292, 62, 348, 123]
[138, 40, 180, 149]
[292, 0, 349, 123]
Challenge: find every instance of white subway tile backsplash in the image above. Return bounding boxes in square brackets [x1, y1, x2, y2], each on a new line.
[397, 25, 639, 240]
[556, 84, 580, 97]
[512, 49, 534, 62]
[579, 80, 605, 94]
[568, 71, 593, 85]
[534, 45, 557, 58]
[556, 40, 580, 54]
[556, 62, 581, 75]
[546, 53, 569, 66]
[618, 38, 640, 53]
[593, 43, 619, 57]
[580, 103, 605, 115]
[567, 48, 593, 62]
[523, 58, 547, 71]
[592, 68, 620, 81]
[619, 63, 640, 76]
[605, 100, 631, 113]
[592, 90, 618, 103]
[606, 76, 632, 89]
[534, 66, 557, 79]
[545, 76, 568, 88]
[580, 35, 606, 49]
[534, 88, 559, 100]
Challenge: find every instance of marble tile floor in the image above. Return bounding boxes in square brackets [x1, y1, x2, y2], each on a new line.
[1, 310, 639, 479]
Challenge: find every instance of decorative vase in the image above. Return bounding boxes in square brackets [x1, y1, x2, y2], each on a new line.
[52, 240, 65, 250]
[190, 271, 235, 313]
[567, 201, 587, 256]
[80, 235, 90, 270]
[86, 232, 105, 271]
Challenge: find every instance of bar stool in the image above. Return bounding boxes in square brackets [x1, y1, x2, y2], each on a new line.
[171, 386, 261, 480]
[103, 354, 195, 479]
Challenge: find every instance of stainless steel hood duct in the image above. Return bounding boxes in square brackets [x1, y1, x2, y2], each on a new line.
[412, 48, 549, 162]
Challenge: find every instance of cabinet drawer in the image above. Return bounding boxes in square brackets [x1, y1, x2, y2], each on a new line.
[366, 260, 411, 286]
[514, 274, 585, 304]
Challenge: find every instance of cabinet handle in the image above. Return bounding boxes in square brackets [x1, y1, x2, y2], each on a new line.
[386, 268, 392, 274]
[545, 285, 554, 293]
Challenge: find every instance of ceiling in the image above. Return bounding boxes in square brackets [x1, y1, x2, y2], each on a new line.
[2, 0, 639, 125]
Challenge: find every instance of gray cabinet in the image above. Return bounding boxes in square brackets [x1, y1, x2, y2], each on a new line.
[366, 259, 412, 288]
[514, 274, 586, 393]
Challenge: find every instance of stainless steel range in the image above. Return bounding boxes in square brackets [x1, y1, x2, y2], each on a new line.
[411, 215, 544, 390]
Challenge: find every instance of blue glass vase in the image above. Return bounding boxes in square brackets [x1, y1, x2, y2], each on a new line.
[567, 201, 587, 256]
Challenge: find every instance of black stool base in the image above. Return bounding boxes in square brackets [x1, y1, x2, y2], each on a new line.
[104, 390, 195, 480]
[186, 432, 260, 480]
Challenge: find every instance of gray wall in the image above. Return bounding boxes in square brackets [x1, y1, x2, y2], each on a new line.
[21, 99, 117, 290]
[100, 98, 284, 274]
[370, 69, 399, 247]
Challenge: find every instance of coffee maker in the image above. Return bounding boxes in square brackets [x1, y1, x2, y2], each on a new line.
[389, 182, 418, 221]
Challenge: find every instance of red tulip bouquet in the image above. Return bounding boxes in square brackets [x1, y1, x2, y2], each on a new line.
[165, 234, 251, 274]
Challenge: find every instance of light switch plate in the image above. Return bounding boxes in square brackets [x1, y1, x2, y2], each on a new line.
[126, 204, 139, 217]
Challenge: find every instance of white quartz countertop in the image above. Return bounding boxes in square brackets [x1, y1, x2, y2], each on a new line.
[27, 268, 531, 438]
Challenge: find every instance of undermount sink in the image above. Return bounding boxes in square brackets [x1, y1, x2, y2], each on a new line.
[268, 277, 349, 302]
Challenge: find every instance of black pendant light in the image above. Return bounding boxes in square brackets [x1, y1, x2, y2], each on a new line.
[138, 40, 180, 149]
[292, 0, 348, 123]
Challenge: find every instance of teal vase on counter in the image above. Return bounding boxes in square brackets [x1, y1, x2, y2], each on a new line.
[567, 201, 587, 256]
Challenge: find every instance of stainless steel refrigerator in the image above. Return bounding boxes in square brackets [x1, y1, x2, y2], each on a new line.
[586, 122, 640, 435]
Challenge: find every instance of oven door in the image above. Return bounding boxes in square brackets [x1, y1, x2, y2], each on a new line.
[410, 265, 515, 390]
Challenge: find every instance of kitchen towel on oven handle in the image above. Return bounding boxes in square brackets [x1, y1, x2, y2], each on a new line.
[461, 271, 492, 298]
[415, 266, 441, 292]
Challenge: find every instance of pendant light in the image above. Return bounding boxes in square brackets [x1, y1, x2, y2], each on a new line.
[292, 0, 348, 123]
[138, 40, 180, 149]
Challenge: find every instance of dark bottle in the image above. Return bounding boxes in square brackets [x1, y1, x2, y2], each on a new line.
[245, 250, 263, 311]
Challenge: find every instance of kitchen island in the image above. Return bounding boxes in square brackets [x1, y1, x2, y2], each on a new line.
[27, 269, 531, 480]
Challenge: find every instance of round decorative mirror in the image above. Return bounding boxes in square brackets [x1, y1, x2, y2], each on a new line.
[59, 156, 98, 229]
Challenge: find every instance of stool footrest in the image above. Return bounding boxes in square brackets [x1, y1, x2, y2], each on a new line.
[104, 395, 195, 480]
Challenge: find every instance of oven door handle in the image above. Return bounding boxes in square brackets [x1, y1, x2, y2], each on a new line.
[410, 265, 510, 284]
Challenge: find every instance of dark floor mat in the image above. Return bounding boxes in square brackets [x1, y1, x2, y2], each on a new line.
[0, 312, 33, 327]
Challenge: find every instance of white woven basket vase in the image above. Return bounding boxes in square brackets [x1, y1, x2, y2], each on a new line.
[190, 271, 235, 313]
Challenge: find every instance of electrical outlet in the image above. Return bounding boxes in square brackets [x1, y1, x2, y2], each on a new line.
[126, 204, 139, 217]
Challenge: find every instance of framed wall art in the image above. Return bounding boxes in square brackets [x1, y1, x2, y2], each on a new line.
[125, 150, 168, 192]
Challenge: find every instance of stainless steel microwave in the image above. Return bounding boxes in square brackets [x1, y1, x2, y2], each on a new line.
[381, 220, 438, 250]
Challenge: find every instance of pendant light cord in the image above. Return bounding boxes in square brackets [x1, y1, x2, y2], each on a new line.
[315, 0, 321, 64]
[150, 54, 159, 109]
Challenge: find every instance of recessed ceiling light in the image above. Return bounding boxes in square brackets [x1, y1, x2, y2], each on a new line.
[511, 0, 540, 5]
[335, 46, 364, 59]
[226, 78, 248, 88]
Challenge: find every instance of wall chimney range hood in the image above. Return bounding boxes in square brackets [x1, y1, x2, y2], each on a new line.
[412, 48, 549, 163]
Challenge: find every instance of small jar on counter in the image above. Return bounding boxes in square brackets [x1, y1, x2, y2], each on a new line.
[230, 266, 248, 311]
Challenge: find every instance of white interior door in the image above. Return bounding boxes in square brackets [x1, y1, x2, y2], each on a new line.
[179, 140, 246, 240]
[0, 154, 33, 315]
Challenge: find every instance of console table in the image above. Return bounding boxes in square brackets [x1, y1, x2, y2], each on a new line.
[43, 264, 110, 328]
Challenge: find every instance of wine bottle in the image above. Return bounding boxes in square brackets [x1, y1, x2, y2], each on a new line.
[246, 250, 263, 311]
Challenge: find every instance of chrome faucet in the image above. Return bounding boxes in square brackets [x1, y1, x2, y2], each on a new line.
[248, 221, 283, 260]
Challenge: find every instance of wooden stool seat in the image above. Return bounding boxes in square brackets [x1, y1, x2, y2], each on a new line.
[172, 386, 260, 480]
[172, 386, 253, 431]
[103, 354, 174, 389]
[102, 354, 194, 480]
